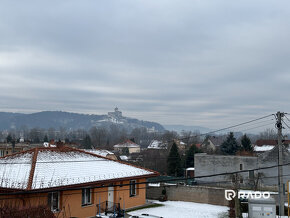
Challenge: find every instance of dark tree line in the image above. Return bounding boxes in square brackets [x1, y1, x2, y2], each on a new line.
[220, 132, 253, 155]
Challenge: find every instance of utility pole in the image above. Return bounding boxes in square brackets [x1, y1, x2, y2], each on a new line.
[234, 173, 242, 218]
[277, 111, 285, 216]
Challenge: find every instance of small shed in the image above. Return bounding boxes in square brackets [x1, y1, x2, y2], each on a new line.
[248, 197, 276, 218]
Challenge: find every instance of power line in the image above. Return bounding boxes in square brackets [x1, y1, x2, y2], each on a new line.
[236, 121, 274, 133]
[1, 159, 290, 197]
[0, 114, 275, 165]
[0, 171, 290, 202]
[176, 114, 274, 142]
[284, 114, 290, 123]
[282, 120, 290, 130]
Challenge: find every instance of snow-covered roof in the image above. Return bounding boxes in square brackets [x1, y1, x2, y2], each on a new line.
[83, 149, 114, 157]
[0, 152, 32, 189]
[114, 140, 140, 148]
[254, 145, 275, 152]
[0, 147, 157, 190]
[147, 140, 168, 149]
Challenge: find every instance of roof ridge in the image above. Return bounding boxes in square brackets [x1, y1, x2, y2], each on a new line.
[27, 147, 39, 190]
[72, 147, 158, 175]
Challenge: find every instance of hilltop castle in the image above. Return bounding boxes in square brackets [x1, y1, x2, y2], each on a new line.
[108, 107, 123, 120]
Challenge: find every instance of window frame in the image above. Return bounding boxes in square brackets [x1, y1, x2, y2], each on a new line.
[129, 180, 137, 197]
[82, 188, 92, 206]
[48, 191, 60, 212]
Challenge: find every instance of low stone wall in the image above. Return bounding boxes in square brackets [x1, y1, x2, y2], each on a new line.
[147, 184, 228, 206]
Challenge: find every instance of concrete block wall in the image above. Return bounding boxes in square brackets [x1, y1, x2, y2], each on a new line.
[146, 185, 228, 206]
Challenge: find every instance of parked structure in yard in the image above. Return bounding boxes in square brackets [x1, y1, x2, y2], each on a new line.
[195, 145, 290, 187]
[114, 140, 141, 154]
[0, 146, 158, 218]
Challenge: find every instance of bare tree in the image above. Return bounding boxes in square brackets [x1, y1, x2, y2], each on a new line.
[258, 128, 277, 140]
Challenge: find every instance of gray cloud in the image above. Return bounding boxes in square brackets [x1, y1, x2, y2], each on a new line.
[0, 0, 290, 130]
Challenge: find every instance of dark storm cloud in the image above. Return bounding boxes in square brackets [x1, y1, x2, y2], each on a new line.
[1, 0, 290, 129]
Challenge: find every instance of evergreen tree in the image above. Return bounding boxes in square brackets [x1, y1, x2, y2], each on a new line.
[241, 134, 253, 152]
[185, 144, 201, 168]
[167, 143, 183, 177]
[220, 132, 239, 155]
[82, 135, 92, 149]
[6, 134, 12, 143]
[122, 147, 129, 156]
[43, 135, 48, 142]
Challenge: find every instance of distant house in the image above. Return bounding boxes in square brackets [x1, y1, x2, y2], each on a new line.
[114, 140, 141, 154]
[147, 140, 168, 150]
[0, 143, 29, 157]
[146, 127, 157, 133]
[0, 146, 158, 218]
[254, 139, 290, 153]
[173, 140, 187, 152]
[200, 136, 224, 152]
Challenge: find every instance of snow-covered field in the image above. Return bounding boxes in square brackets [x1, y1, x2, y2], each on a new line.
[128, 200, 228, 218]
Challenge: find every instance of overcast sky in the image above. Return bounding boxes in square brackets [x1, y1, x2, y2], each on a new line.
[0, 0, 290, 129]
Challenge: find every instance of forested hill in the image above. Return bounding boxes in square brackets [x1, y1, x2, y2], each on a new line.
[0, 111, 165, 131]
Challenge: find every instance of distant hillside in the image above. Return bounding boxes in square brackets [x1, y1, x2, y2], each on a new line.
[0, 111, 165, 132]
[164, 124, 211, 134]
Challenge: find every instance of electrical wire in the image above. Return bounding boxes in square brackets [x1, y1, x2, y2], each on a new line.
[0, 114, 275, 165]
[1, 160, 290, 197]
[0, 172, 290, 202]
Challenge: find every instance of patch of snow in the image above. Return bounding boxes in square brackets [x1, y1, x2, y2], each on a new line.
[97, 119, 108, 123]
[254, 145, 275, 152]
[148, 140, 167, 149]
[114, 141, 140, 148]
[148, 183, 160, 187]
[83, 149, 114, 157]
[120, 155, 129, 161]
[128, 200, 228, 218]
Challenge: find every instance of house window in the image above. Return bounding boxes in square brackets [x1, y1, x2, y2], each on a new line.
[240, 177, 243, 184]
[249, 170, 254, 180]
[48, 192, 60, 212]
[82, 188, 92, 206]
[240, 164, 243, 170]
[232, 176, 236, 183]
[130, 180, 137, 197]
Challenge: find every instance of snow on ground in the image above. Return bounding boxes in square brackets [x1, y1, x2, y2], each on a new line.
[128, 200, 228, 218]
